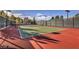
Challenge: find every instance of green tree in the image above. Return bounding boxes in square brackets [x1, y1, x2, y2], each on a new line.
[33, 17, 37, 25]
[16, 17, 23, 24]
[52, 16, 54, 19]
[55, 15, 59, 19]
[75, 13, 79, 17]
[10, 15, 16, 25]
[49, 16, 54, 21]
[10, 15, 16, 20]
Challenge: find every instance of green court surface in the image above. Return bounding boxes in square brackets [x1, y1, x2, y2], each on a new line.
[19, 25, 64, 38]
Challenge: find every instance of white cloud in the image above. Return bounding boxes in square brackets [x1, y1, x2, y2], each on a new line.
[27, 16, 33, 20]
[13, 13, 22, 17]
[7, 12, 12, 16]
[46, 16, 52, 20]
[35, 13, 52, 20]
[36, 13, 44, 16]
[2, 10, 52, 20]
[19, 15, 34, 20]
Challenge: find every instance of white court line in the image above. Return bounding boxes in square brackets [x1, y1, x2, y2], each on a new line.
[18, 28, 23, 39]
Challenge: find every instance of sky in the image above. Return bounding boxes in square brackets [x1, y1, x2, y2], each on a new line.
[6, 10, 79, 20]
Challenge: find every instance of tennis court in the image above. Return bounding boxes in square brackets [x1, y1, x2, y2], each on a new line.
[0, 26, 79, 49]
[19, 25, 64, 39]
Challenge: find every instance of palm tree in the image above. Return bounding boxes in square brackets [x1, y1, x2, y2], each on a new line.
[0, 10, 6, 17]
[65, 10, 70, 20]
[0, 10, 3, 16]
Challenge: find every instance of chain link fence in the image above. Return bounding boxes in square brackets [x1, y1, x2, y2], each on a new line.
[37, 17, 79, 28]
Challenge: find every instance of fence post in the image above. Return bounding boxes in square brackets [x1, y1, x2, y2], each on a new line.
[55, 19, 56, 27]
[50, 21, 51, 26]
[63, 19, 64, 27]
[73, 17, 74, 28]
[45, 21, 47, 26]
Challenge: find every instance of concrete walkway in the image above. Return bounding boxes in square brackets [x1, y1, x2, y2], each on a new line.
[0, 26, 34, 49]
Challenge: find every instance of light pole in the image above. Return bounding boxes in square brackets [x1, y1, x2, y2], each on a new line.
[65, 10, 70, 20]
